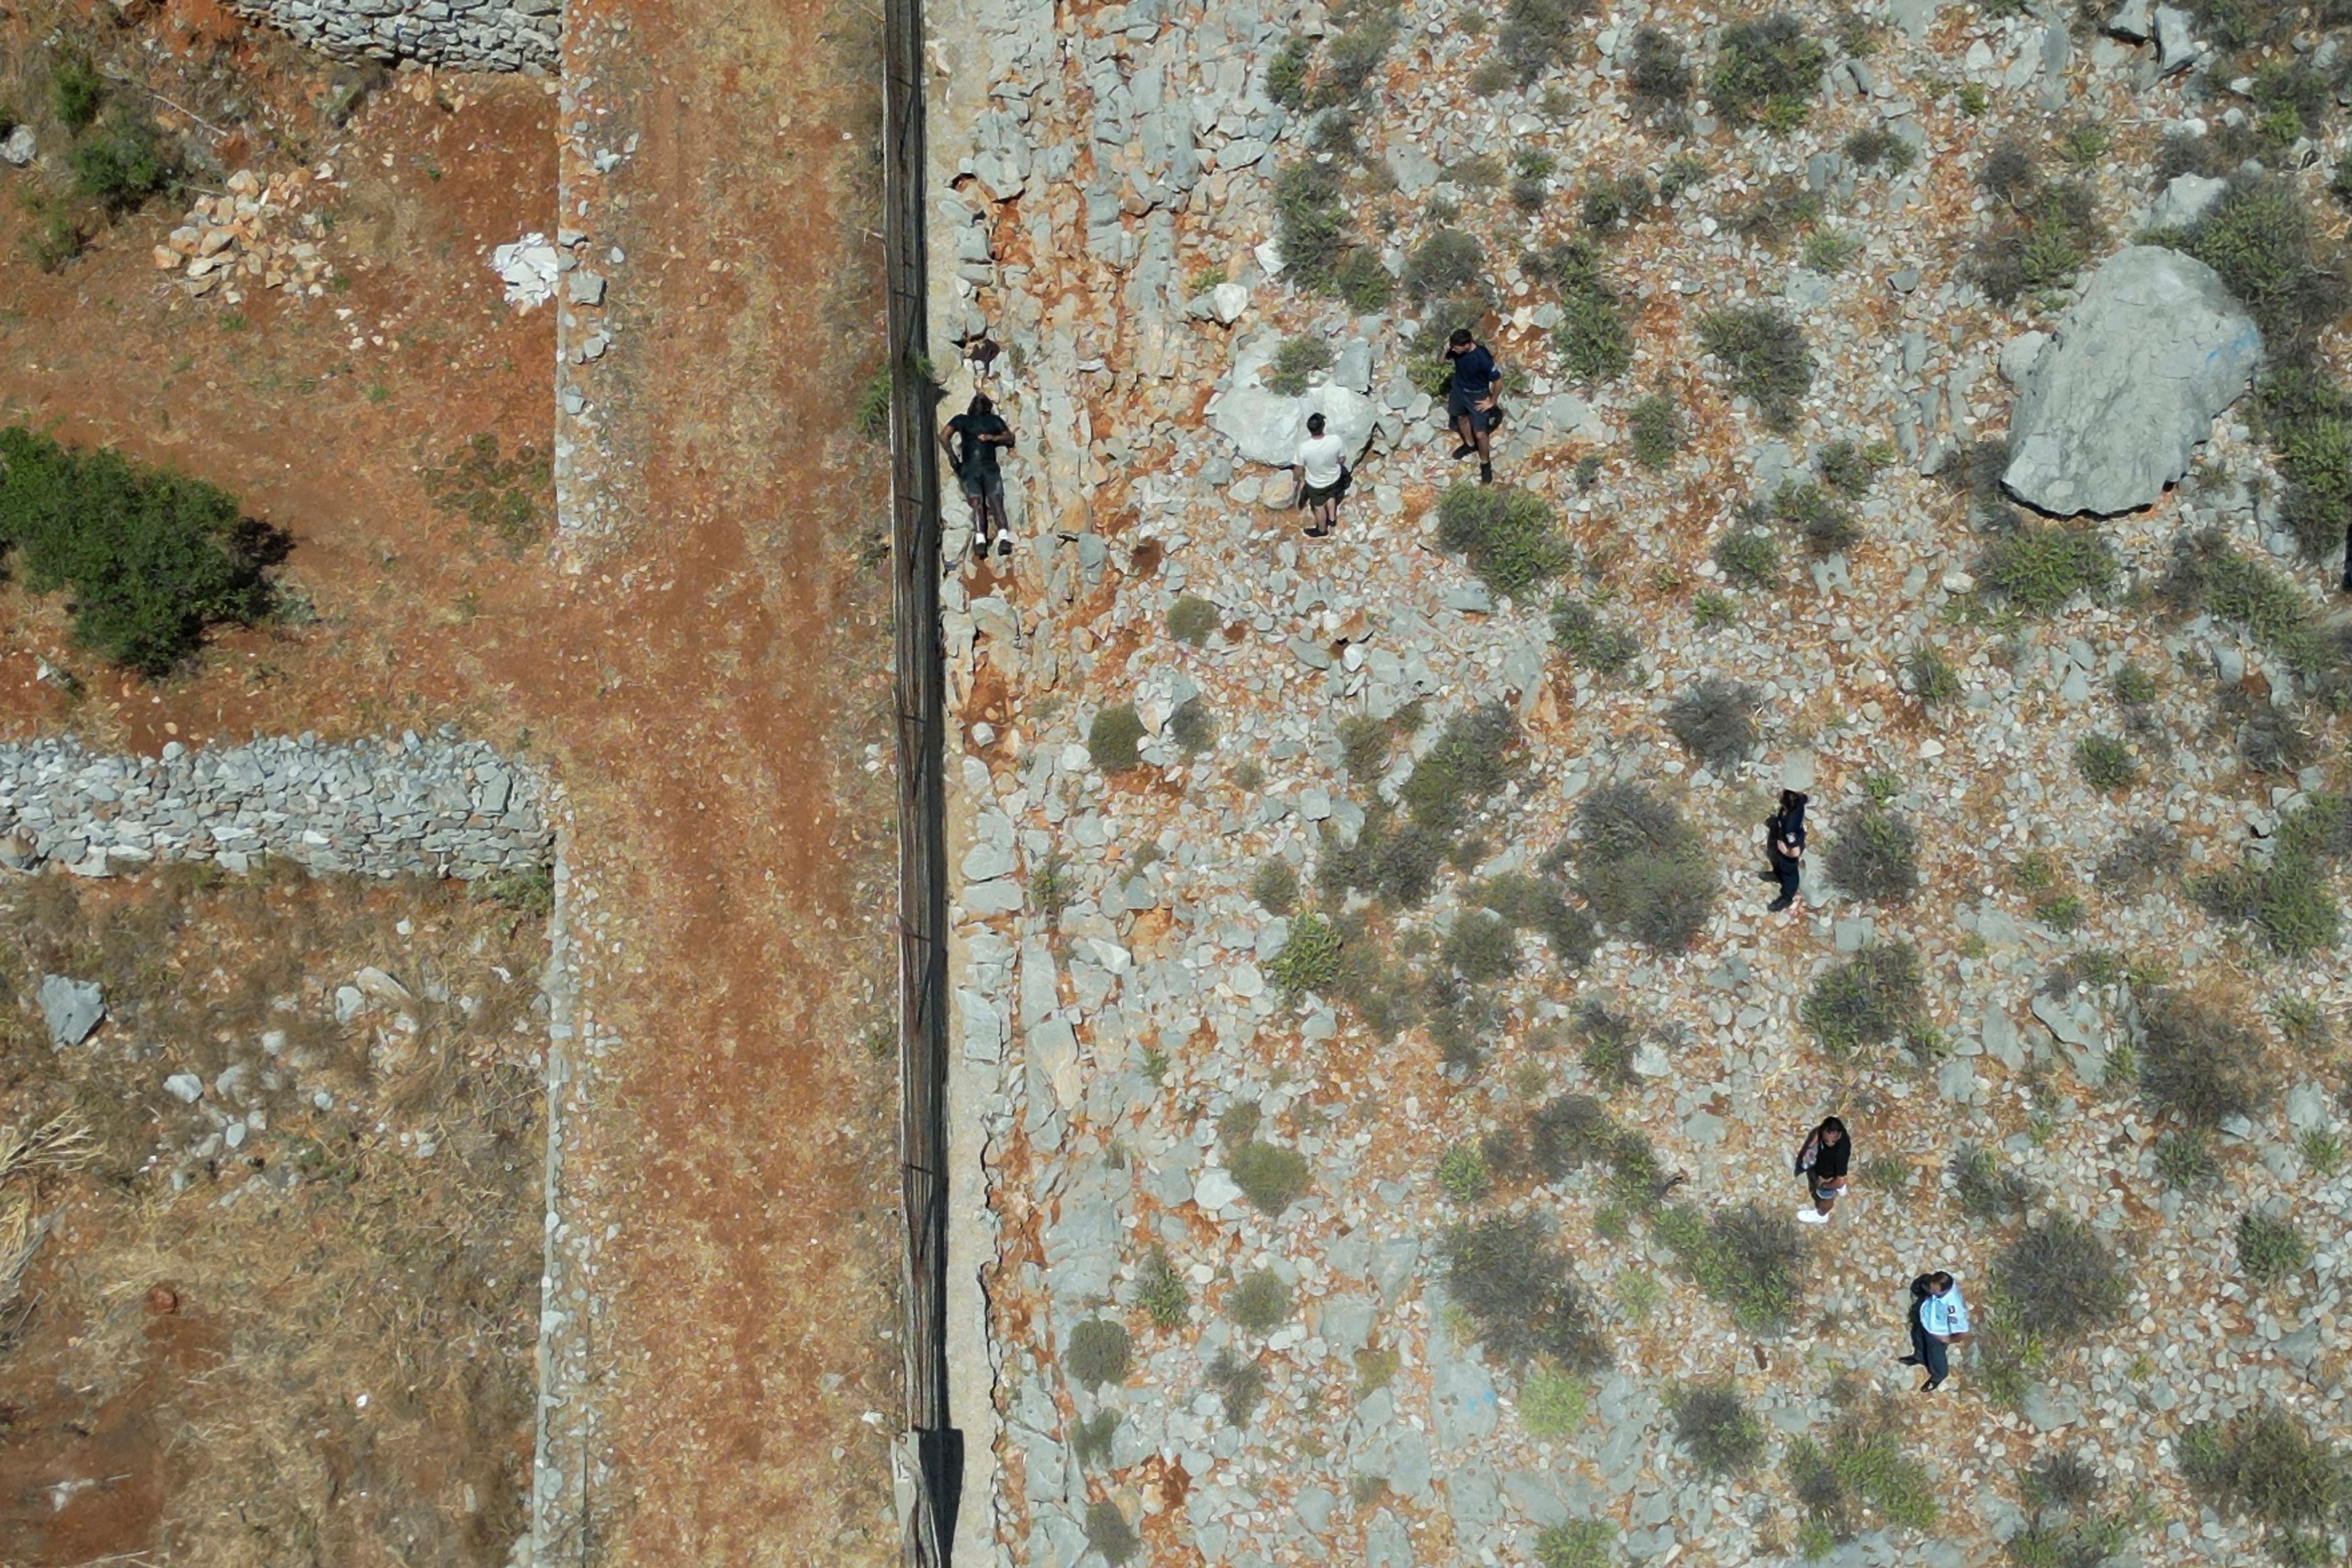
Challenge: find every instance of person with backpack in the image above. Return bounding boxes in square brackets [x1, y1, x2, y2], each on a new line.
[1760, 788, 1807, 914]
[1900, 1270, 1969, 1392]
[1291, 411, 1349, 539]
[940, 393, 1016, 562]
[1792, 1115, 1850, 1225]
[1443, 328, 1501, 486]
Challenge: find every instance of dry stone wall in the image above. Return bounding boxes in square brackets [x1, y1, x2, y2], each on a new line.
[224, 0, 560, 74]
[0, 733, 552, 881]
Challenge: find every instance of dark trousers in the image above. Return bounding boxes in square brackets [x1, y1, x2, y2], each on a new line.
[1910, 1321, 1948, 1382]
[1767, 853, 1800, 910]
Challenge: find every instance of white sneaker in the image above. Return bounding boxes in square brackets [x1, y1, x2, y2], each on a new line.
[1796, 1208, 1830, 1224]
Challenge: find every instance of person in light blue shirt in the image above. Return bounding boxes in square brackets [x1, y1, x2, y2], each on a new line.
[1900, 1271, 1968, 1392]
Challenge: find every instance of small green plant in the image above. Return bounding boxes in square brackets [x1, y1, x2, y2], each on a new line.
[2180, 176, 2339, 347]
[0, 426, 285, 676]
[1978, 523, 2117, 615]
[1994, 1214, 2128, 1344]
[1787, 1396, 1940, 1542]
[1692, 590, 1737, 630]
[1700, 309, 1812, 430]
[1266, 35, 1313, 108]
[1615, 1270, 1664, 1322]
[1906, 646, 1964, 706]
[1569, 783, 1715, 951]
[1520, 1365, 1588, 1437]
[478, 865, 556, 917]
[1085, 1500, 1139, 1567]
[1844, 126, 1917, 173]
[2237, 1212, 2310, 1287]
[1496, 0, 1589, 84]
[1534, 1520, 1616, 1568]
[1266, 912, 1341, 995]
[1404, 227, 1488, 303]
[854, 369, 892, 440]
[1627, 391, 1683, 470]
[1166, 594, 1220, 646]
[1072, 1409, 1118, 1469]
[72, 114, 179, 214]
[1803, 941, 1931, 1060]
[2154, 1129, 2220, 1193]
[421, 432, 552, 554]
[2139, 991, 2275, 1129]
[1818, 439, 1888, 499]
[51, 49, 105, 132]
[2110, 662, 2158, 706]
[1229, 1268, 1291, 1333]
[1549, 600, 1640, 679]
[1665, 1381, 1767, 1477]
[1714, 527, 1779, 588]
[1066, 1319, 1133, 1388]
[1579, 171, 1656, 233]
[1656, 1200, 1805, 1331]
[1710, 12, 1828, 132]
[2073, 733, 2139, 793]
[1138, 1248, 1188, 1329]
[1251, 859, 1299, 914]
[1028, 853, 1071, 922]
[1659, 153, 1709, 201]
[1205, 1347, 1265, 1425]
[2058, 122, 2112, 170]
[2160, 529, 2331, 677]
[1801, 230, 1863, 274]
[1435, 483, 1572, 600]
[1951, 1144, 2038, 1220]
[2179, 1408, 2352, 1551]
[1230, 1140, 1311, 1215]
[1629, 26, 1692, 104]
[1265, 335, 1335, 396]
[1531, 239, 1632, 384]
[1436, 1142, 1491, 1204]
[1169, 696, 1217, 756]
[1958, 82, 1989, 116]
[1087, 703, 1147, 771]
[2298, 1128, 2345, 1177]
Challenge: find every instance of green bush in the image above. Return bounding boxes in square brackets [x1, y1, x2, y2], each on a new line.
[2252, 363, 2352, 562]
[1977, 522, 2117, 615]
[1404, 228, 1488, 303]
[1818, 438, 1888, 499]
[2154, 1129, 2219, 1191]
[1569, 783, 1715, 951]
[1399, 703, 1518, 835]
[1907, 646, 1964, 706]
[1657, 1200, 1805, 1330]
[1628, 26, 1692, 104]
[50, 49, 104, 132]
[1316, 13, 1397, 102]
[1844, 126, 1917, 173]
[72, 114, 179, 214]
[1628, 391, 1683, 470]
[1138, 1248, 1188, 1328]
[1972, 178, 2103, 304]
[1087, 703, 1147, 771]
[1802, 941, 1932, 1059]
[1550, 598, 1640, 674]
[1498, 0, 1591, 83]
[2160, 528, 2329, 676]
[1166, 593, 1220, 645]
[1700, 308, 1812, 430]
[1273, 160, 1353, 290]
[1205, 1347, 1265, 1426]
[853, 369, 892, 440]
[1229, 1267, 1291, 1332]
[1994, 1214, 2128, 1344]
[2194, 793, 2352, 956]
[1251, 859, 1299, 914]
[1764, 480, 1856, 557]
[1665, 1381, 1767, 1477]
[1266, 36, 1314, 108]
[1787, 1398, 1939, 1542]
[1442, 1212, 1611, 1370]
[1714, 527, 1779, 588]
[1665, 677, 1759, 771]
[1434, 483, 1572, 598]
[0, 426, 285, 676]
[1534, 1521, 1616, 1568]
[1072, 1409, 1118, 1469]
[2111, 662, 2159, 706]
[1442, 907, 1520, 983]
[2180, 176, 2343, 346]
[1437, 1142, 1491, 1204]
[1066, 1319, 1132, 1388]
[1579, 172, 1656, 233]
[1169, 696, 1217, 756]
[1824, 805, 1920, 905]
[1520, 1366, 1588, 1436]
[2179, 1408, 2352, 1547]
[1265, 335, 1334, 396]
[1951, 1144, 2038, 1220]
[1266, 912, 1343, 995]
[1229, 1140, 1311, 1214]
[1709, 13, 1827, 132]
[1574, 1000, 1641, 1088]
[2070, 733, 2136, 793]
[1085, 1500, 1140, 1566]
[1531, 239, 1632, 383]
[2237, 1211, 2310, 1287]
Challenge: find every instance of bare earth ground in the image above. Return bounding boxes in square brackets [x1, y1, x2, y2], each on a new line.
[1, 1, 903, 1559]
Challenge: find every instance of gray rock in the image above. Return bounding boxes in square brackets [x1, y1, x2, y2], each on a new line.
[1207, 341, 1378, 466]
[36, 974, 104, 1047]
[1998, 331, 2049, 388]
[2153, 4, 2198, 72]
[1888, 0, 1942, 42]
[2108, 0, 2152, 39]
[2003, 247, 2261, 517]
[164, 1072, 204, 1103]
[2150, 173, 2227, 230]
[0, 124, 34, 167]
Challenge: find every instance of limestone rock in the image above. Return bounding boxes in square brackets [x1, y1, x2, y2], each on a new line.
[2150, 173, 2226, 230]
[1207, 342, 1378, 467]
[2002, 246, 2260, 517]
[0, 124, 35, 167]
[36, 976, 104, 1047]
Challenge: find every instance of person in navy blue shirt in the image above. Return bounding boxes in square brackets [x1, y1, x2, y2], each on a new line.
[1444, 328, 1501, 484]
[1761, 789, 1807, 913]
[941, 393, 1016, 562]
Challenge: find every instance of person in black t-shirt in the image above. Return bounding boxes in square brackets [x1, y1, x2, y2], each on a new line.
[940, 393, 1016, 560]
[1443, 328, 1501, 485]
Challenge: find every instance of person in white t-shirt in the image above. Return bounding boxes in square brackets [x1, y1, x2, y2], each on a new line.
[1291, 412, 1350, 539]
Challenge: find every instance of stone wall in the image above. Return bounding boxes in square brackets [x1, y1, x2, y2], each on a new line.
[224, 0, 560, 75]
[0, 733, 552, 881]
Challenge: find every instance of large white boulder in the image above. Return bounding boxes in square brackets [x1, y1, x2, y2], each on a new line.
[1207, 341, 1378, 467]
[2002, 246, 2261, 518]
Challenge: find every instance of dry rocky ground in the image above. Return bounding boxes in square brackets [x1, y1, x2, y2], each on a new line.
[932, 0, 2352, 1564]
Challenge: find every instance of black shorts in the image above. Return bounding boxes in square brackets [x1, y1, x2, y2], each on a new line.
[1302, 470, 1349, 505]
[958, 465, 1004, 503]
[1448, 385, 1492, 432]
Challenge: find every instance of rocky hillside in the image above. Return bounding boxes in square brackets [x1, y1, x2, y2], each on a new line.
[929, 0, 2352, 1563]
